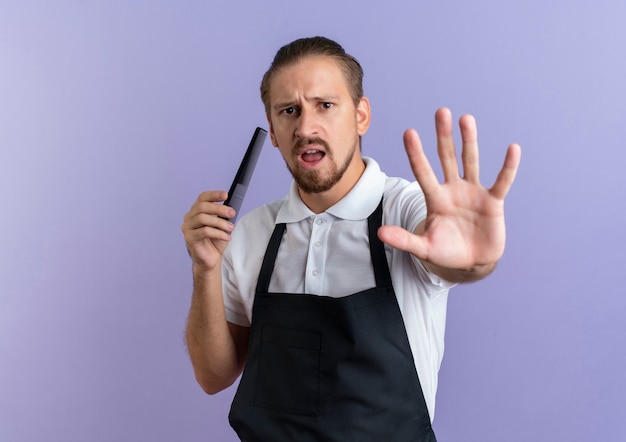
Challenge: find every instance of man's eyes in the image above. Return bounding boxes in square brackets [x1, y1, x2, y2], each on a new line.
[280, 103, 334, 115]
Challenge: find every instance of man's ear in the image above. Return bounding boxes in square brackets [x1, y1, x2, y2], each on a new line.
[356, 96, 371, 136]
[266, 114, 279, 147]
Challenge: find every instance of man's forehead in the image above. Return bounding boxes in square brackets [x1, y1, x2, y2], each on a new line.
[269, 56, 350, 100]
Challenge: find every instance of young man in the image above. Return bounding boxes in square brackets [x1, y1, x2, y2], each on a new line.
[182, 36, 521, 441]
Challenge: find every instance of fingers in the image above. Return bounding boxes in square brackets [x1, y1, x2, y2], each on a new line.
[403, 128, 439, 196]
[490, 143, 521, 200]
[459, 114, 480, 183]
[184, 212, 233, 237]
[190, 191, 235, 219]
[377, 225, 429, 261]
[182, 190, 235, 240]
[435, 108, 460, 182]
[407, 108, 482, 192]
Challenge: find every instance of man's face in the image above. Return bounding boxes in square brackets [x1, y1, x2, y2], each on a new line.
[267, 56, 370, 195]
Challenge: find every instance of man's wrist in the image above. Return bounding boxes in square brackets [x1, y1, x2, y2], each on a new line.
[425, 261, 497, 284]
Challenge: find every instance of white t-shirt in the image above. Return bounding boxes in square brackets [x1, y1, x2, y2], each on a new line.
[222, 157, 454, 420]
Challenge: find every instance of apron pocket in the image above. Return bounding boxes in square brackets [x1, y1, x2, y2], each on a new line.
[253, 324, 321, 416]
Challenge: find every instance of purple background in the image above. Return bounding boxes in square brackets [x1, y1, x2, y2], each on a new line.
[1, 1, 625, 441]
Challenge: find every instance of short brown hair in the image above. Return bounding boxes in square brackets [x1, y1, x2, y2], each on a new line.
[260, 36, 364, 115]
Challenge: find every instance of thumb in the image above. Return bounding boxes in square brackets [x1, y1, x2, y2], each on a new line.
[377, 225, 429, 261]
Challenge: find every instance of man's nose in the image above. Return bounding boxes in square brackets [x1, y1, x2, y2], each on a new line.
[295, 108, 319, 138]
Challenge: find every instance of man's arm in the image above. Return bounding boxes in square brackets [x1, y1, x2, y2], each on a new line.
[182, 191, 249, 394]
[378, 108, 521, 283]
[185, 264, 249, 394]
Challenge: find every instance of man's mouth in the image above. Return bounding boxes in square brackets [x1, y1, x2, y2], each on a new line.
[293, 138, 330, 168]
[301, 149, 325, 163]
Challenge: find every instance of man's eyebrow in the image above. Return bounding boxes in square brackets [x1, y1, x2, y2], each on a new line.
[272, 101, 296, 111]
[311, 95, 339, 102]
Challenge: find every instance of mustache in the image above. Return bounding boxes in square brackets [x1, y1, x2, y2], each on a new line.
[293, 137, 330, 154]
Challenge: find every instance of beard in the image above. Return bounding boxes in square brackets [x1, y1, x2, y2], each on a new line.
[284, 136, 358, 194]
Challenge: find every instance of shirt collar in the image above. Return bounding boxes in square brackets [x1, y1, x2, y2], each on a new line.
[275, 157, 386, 223]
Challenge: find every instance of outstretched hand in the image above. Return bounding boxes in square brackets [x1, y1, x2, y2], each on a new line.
[377, 108, 521, 282]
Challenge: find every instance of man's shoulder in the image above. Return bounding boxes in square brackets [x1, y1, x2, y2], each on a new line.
[378, 173, 426, 229]
[382, 174, 423, 201]
[226, 198, 286, 260]
[237, 198, 285, 228]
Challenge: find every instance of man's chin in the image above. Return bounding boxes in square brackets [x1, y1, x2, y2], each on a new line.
[294, 171, 339, 194]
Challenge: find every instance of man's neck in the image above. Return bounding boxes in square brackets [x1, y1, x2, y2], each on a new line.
[298, 159, 366, 214]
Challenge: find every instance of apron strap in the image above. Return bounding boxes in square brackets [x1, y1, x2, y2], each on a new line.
[256, 197, 391, 293]
[368, 198, 393, 288]
[255, 222, 286, 294]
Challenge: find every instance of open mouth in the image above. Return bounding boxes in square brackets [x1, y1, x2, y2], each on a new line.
[301, 149, 325, 163]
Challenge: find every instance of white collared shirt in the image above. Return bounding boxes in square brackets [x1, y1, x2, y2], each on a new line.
[222, 157, 454, 420]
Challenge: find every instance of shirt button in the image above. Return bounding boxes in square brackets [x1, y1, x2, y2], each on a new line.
[315, 218, 324, 225]
[314, 241, 321, 248]
[312, 270, 320, 277]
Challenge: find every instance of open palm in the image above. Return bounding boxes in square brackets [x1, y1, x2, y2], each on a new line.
[378, 108, 521, 279]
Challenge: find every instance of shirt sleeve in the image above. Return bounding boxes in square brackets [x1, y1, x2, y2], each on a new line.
[392, 180, 457, 291]
[411, 255, 457, 290]
[222, 246, 252, 327]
